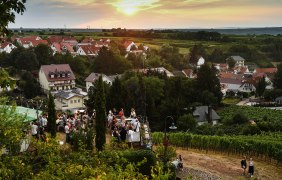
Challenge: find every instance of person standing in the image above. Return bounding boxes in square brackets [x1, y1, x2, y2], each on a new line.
[120, 126, 127, 142]
[241, 156, 247, 175]
[248, 158, 254, 177]
[31, 122, 38, 141]
[178, 155, 183, 170]
[130, 108, 136, 118]
[128, 127, 134, 148]
[65, 124, 70, 143]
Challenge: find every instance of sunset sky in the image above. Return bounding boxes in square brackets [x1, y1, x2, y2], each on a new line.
[9, 0, 282, 29]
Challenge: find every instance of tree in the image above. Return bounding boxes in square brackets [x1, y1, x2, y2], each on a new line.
[0, 0, 26, 35]
[14, 49, 39, 71]
[273, 63, 282, 89]
[34, 44, 52, 65]
[232, 113, 248, 125]
[196, 63, 222, 104]
[47, 92, 56, 138]
[208, 48, 225, 63]
[227, 59, 236, 69]
[18, 71, 41, 99]
[188, 44, 206, 65]
[177, 114, 197, 132]
[0, 68, 16, 92]
[256, 76, 266, 97]
[95, 76, 106, 151]
[0, 97, 27, 155]
[93, 47, 131, 75]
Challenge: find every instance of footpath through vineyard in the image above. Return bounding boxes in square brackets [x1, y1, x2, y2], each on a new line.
[175, 148, 282, 179]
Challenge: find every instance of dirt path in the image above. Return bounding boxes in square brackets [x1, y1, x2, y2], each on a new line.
[176, 148, 282, 180]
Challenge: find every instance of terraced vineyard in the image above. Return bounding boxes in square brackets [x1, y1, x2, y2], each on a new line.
[152, 132, 282, 163]
[219, 105, 282, 131]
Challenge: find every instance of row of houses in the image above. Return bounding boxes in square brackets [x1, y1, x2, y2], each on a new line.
[0, 36, 148, 57]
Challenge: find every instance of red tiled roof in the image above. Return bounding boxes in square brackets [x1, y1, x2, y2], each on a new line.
[60, 42, 74, 53]
[52, 42, 62, 53]
[81, 37, 95, 43]
[0, 42, 14, 49]
[219, 72, 243, 79]
[182, 68, 194, 77]
[220, 78, 242, 85]
[123, 41, 133, 48]
[40, 64, 75, 82]
[31, 40, 48, 47]
[79, 45, 100, 55]
[255, 68, 277, 74]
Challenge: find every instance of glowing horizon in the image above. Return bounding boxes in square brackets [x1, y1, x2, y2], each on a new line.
[9, 0, 282, 29]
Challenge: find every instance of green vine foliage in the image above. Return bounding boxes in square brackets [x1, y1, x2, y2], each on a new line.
[152, 132, 282, 163]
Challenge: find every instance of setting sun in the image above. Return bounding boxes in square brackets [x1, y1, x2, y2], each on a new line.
[122, 6, 138, 15]
[110, 0, 159, 16]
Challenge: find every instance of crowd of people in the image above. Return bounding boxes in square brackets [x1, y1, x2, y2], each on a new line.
[30, 114, 48, 142]
[107, 108, 141, 146]
[30, 111, 91, 144]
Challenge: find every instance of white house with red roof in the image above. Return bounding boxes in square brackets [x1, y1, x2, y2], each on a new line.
[123, 41, 137, 52]
[16, 36, 47, 48]
[51, 42, 76, 56]
[77, 44, 100, 56]
[39, 64, 76, 94]
[0, 42, 16, 53]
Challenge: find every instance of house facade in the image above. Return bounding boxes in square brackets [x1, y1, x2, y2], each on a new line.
[54, 89, 87, 112]
[77, 45, 100, 56]
[0, 42, 16, 53]
[193, 106, 220, 125]
[85, 73, 112, 92]
[38, 64, 76, 94]
[226, 56, 245, 67]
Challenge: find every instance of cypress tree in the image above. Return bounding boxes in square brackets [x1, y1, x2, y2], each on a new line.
[47, 92, 56, 138]
[95, 76, 106, 151]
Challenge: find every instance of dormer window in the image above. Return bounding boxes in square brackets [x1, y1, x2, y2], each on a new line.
[51, 74, 54, 78]
[67, 73, 71, 77]
[62, 73, 65, 78]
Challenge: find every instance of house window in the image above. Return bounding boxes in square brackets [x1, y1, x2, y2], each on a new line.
[70, 100, 73, 104]
[74, 100, 77, 103]
[78, 99, 80, 103]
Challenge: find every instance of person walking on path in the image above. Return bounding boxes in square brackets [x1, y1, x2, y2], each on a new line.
[178, 154, 183, 171]
[241, 156, 247, 175]
[248, 158, 254, 177]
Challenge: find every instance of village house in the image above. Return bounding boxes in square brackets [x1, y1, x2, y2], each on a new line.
[193, 106, 220, 125]
[16, 36, 48, 48]
[53, 88, 88, 112]
[226, 56, 245, 67]
[76, 44, 100, 56]
[123, 41, 137, 52]
[38, 64, 76, 94]
[0, 42, 16, 53]
[214, 63, 229, 72]
[51, 42, 76, 56]
[85, 73, 113, 92]
[48, 36, 78, 46]
[238, 79, 257, 93]
[196, 56, 205, 68]
[182, 68, 196, 78]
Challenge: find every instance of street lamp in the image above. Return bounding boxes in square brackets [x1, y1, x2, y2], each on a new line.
[78, 109, 85, 123]
[163, 116, 177, 166]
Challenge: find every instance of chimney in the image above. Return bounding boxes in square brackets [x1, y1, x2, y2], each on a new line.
[208, 106, 212, 124]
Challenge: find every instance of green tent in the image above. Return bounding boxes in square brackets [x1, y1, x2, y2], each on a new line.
[14, 106, 43, 122]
